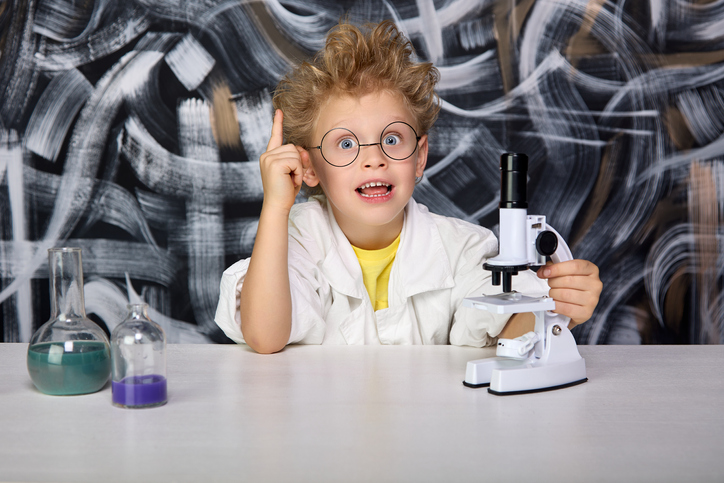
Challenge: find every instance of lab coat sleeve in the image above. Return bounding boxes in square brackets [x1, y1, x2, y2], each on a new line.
[214, 258, 251, 344]
[447, 226, 549, 347]
[213, 238, 327, 346]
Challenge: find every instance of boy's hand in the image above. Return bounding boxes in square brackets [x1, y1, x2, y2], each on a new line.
[259, 109, 310, 212]
[537, 260, 602, 327]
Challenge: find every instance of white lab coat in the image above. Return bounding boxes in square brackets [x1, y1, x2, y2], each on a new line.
[215, 197, 549, 347]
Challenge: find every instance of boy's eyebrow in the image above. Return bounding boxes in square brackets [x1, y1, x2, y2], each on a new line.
[326, 116, 412, 131]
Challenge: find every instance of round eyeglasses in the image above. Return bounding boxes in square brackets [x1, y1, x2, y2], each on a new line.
[308, 121, 421, 168]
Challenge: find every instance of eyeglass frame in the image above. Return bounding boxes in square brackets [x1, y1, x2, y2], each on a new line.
[306, 121, 422, 168]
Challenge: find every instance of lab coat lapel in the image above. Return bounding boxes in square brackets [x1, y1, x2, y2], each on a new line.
[315, 203, 368, 345]
[394, 199, 455, 299]
[318, 199, 367, 301]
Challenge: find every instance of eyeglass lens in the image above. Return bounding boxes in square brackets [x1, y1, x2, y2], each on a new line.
[319, 121, 418, 167]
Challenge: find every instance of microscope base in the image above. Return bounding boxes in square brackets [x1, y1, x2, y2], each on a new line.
[463, 356, 587, 395]
[489, 376, 587, 396]
[490, 357, 587, 395]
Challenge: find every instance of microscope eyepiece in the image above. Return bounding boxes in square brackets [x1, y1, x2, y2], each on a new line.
[499, 153, 528, 209]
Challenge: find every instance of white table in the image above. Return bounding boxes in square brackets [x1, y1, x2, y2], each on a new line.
[1, 343, 723, 482]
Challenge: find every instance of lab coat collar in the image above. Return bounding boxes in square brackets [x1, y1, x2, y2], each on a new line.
[319, 197, 454, 300]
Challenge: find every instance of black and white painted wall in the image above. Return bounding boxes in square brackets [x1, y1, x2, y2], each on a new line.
[1, 0, 723, 344]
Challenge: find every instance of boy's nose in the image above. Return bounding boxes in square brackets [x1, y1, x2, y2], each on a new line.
[361, 144, 387, 169]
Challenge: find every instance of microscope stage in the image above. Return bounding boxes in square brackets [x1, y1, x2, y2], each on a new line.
[463, 292, 556, 314]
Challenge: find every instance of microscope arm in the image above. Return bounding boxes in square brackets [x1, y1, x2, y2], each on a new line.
[544, 223, 573, 265]
[537, 223, 573, 330]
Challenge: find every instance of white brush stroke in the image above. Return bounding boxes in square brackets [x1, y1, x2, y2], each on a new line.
[25, 68, 93, 162]
[235, 90, 274, 162]
[415, 0, 444, 63]
[1, 131, 33, 341]
[123, 116, 263, 200]
[178, 98, 226, 333]
[165, 34, 216, 91]
[34, 5, 152, 71]
[33, 0, 112, 42]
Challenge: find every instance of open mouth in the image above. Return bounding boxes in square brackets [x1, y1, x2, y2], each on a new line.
[356, 181, 393, 198]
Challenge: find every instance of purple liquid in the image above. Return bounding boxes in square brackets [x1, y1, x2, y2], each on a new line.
[112, 374, 167, 408]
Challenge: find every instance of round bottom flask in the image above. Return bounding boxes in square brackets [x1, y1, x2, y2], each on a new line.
[111, 304, 167, 408]
[27, 248, 111, 396]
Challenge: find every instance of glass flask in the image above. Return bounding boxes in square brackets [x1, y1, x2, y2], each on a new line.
[111, 303, 167, 408]
[27, 247, 111, 395]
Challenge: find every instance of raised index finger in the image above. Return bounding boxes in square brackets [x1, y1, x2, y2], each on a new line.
[266, 109, 284, 151]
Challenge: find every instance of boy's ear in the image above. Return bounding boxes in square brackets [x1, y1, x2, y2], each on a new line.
[415, 134, 429, 178]
[302, 154, 320, 187]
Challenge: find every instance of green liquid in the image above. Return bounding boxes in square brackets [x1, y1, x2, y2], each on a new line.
[27, 341, 111, 395]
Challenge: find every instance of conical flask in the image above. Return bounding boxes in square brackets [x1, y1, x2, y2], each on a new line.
[111, 303, 167, 408]
[26, 247, 111, 395]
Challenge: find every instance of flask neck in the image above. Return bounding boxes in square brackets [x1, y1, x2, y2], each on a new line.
[49, 248, 86, 320]
[126, 303, 149, 321]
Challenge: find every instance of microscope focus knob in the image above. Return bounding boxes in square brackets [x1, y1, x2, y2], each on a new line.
[536, 231, 558, 257]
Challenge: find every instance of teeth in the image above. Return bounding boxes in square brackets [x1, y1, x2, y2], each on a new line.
[357, 181, 392, 198]
[358, 181, 390, 190]
[359, 192, 389, 198]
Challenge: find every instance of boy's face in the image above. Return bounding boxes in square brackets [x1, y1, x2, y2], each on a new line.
[303, 90, 428, 249]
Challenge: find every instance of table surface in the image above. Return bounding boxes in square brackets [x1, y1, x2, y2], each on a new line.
[1, 343, 723, 483]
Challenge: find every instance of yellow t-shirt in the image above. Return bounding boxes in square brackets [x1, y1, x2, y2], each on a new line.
[351, 235, 400, 311]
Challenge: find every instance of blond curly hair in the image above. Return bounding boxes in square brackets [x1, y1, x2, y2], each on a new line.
[273, 20, 441, 148]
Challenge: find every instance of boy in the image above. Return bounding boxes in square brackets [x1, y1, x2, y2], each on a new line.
[215, 20, 602, 353]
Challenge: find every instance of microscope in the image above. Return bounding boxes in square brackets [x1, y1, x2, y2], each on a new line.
[462, 153, 587, 395]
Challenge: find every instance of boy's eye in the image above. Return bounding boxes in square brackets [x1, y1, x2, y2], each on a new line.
[338, 138, 358, 150]
[383, 134, 402, 146]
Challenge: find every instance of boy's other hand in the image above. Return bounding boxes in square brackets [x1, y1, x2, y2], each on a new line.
[259, 109, 310, 212]
[537, 259, 602, 327]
